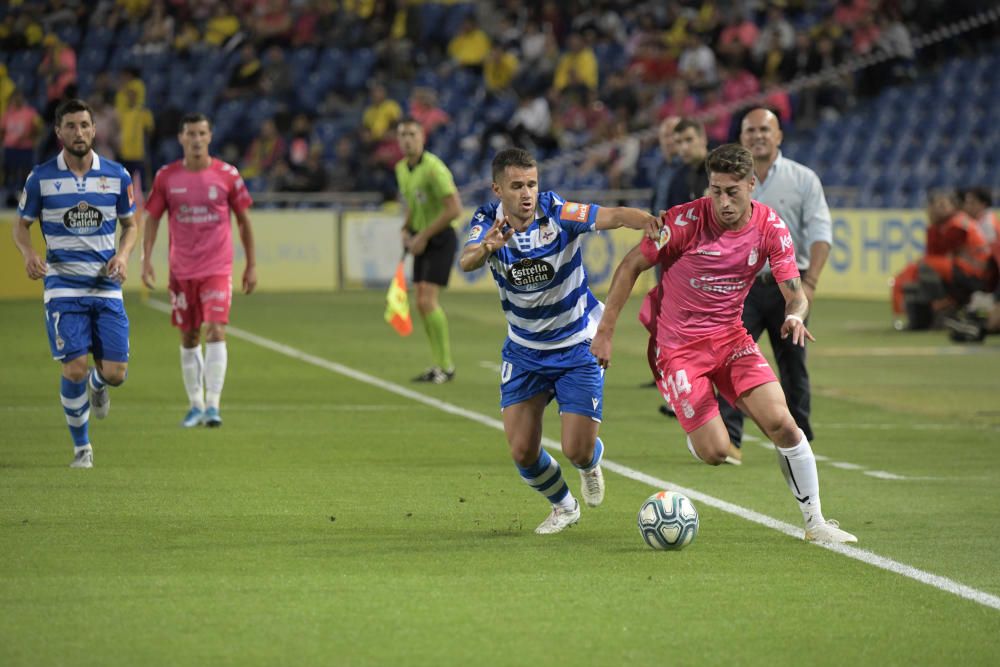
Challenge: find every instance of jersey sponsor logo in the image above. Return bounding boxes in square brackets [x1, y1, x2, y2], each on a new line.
[170, 187, 187, 194]
[592, 397, 600, 410]
[694, 248, 721, 256]
[560, 202, 590, 222]
[507, 257, 555, 291]
[127, 183, 134, 207]
[689, 275, 746, 294]
[467, 224, 483, 242]
[18, 188, 27, 210]
[748, 247, 758, 265]
[780, 234, 793, 251]
[655, 224, 671, 250]
[54, 181, 62, 191]
[63, 201, 103, 233]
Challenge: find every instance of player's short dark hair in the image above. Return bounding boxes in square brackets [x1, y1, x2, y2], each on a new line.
[705, 143, 754, 181]
[673, 118, 705, 136]
[492, 148, 537, 182]
[397, 116, 421, 129]
[964, 186, 992, 207]
[179, 112, 212, 130]
[55, 98, 93, 126]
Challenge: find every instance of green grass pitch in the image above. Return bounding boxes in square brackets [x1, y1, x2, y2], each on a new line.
[2, 291, 999, 666]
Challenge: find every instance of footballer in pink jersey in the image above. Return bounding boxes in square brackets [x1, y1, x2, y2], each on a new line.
[141, 113, 257, 429]
[592, 143, 856, 544]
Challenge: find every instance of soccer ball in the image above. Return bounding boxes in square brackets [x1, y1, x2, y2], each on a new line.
[637, 491, 699, 550]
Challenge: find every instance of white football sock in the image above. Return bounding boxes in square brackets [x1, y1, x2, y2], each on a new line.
[204, 341, 228, 410]
[775, 431, 824, 526]
[180, 345, 205, 410]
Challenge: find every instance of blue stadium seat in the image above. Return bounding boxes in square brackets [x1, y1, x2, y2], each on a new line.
[342, 49, 375, 92]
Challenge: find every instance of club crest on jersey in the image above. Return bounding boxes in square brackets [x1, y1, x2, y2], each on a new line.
[97, 176, 111, 192]
[208, 185, 218, 200]
[63, 201, 103, 233]
[507, 257, 555, 291]
[560, 202, 590, 223]
[655, 223, 672, 250]
[748, 247, 758, 265]
[467, 224, 483, 242]
[539, 222, 557, 245]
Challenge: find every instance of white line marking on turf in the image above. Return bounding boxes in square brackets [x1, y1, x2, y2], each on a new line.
[744, 435, 944, 481]
[144, 299, 1000, 612]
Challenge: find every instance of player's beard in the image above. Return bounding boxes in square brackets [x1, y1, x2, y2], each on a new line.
[64, 138, 93, 158]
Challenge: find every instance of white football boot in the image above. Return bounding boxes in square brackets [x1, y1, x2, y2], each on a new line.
[534, 499, 581, 534]
[70, 447, 93, 469]
[579, 466, 605, 507]
[89, 382, 110, 420]
[805, 519, 857, 544]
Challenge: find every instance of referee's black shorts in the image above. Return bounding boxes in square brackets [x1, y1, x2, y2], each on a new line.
[413, 227, 458, 287]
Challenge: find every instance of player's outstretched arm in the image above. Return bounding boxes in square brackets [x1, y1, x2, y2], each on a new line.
[459, 217, 513, 272]
[12, 217, 47, 280]
[592, 244, 654, 369]
[594, 206, 661, 241]
[779, 276, 815, 346]
[235, 209, 257, 294]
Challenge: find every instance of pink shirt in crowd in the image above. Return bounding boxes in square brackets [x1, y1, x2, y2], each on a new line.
[2, 105, 40, 149]
[145, 158, 253, 280]
[640, 197, 799, 349]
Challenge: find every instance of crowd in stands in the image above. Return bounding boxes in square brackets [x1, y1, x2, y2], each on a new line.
[0, 0, 997, 204]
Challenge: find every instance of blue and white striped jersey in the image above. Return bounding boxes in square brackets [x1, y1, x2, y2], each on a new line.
[466, 191, 603, 351]
[17, 151, 136, 303]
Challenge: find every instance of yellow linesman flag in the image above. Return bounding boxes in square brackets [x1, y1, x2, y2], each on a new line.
[384, 260, 413, 336]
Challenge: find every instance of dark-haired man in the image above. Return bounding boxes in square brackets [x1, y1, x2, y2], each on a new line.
[12, 98, 139, 468]
[460, 148, 660, 534]
[592, 143, 856, 544]
[141, 112, 257, 428]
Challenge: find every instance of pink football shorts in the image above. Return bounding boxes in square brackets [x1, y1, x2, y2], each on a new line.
[168, 274, 232, 331]
[654, 327, 777, 433]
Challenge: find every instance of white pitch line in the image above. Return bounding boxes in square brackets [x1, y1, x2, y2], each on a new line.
[144, 299, 1000, 612]
[744, 435, 944, 481]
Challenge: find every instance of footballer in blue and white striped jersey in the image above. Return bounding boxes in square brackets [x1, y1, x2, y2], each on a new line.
[466, 190, 604, 351]
[12, 98, 140, 469]
[459, 147, 660, 534]
[18, 150, 136, 304]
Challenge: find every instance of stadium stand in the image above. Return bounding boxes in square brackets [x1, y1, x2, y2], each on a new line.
[0, 1, 997, 207]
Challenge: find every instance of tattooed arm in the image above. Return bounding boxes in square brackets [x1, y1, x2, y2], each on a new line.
[778, 276, 815, 346]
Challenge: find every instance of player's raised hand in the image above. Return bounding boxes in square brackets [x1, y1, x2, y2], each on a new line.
[106, 255, 128, 284]
[781, 315, 815, 347]
[482, 216, 514, 253]
[23, 252, 47, 280]
[242, 264, 257, 294]
[141, 260, 156, 289]
[641, 211, 662, 241]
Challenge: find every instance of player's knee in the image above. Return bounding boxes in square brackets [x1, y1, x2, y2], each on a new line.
[766, 415, 800, 445]
[62, 364, 89, 383]
[102, 366, 128, 386]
